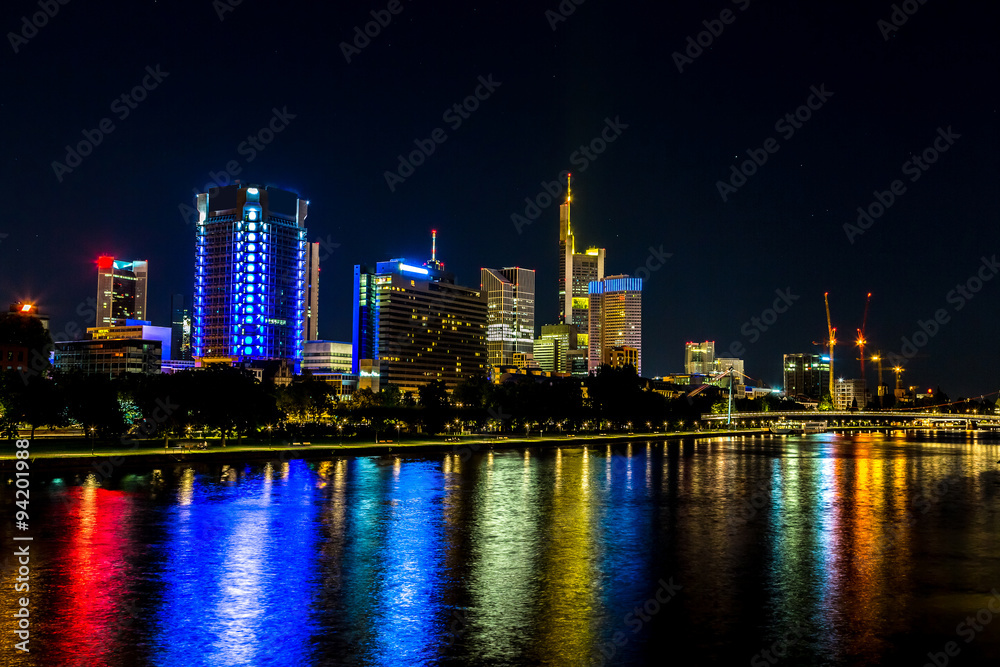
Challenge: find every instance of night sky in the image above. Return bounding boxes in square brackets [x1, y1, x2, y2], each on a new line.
[1, 0, 997, 397]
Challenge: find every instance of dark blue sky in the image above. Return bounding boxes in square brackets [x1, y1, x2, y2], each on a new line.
[1, 0, 997, 396]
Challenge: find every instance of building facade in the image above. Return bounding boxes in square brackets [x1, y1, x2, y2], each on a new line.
[535, 323, 578, 374]
[304, 241, 320, 342]
[97, 257, 147, 326]
[54, 323, 168, 377]
[352, 257, 487, 393]
[302, 340, 352, 374]
[170, 293, 192, 361]
[685, 341, 715, 375]
[783, 353, 831, 401]
[481, 267, 535, 367]
[588, 275, 643, 375]
[192, 183, 308, 369]
[606, 345, 638, 370]
[87, 322, 172, 361]
[558, 179, 606, 359]
[835, 378, 868, 410]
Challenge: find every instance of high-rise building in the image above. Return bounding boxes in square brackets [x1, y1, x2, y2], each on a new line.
[97, 257, 147, 326]
[192, 183, 308, 369]
[534, 323, 578, 374]
[170, 294, 192, 361]
[684, 341, 715, 375]
[783, 353, 831, 401]
[304, 241, 320, 342]
[481, 267, 535, 367]
[558, 177, 605, 358]
[588, 275, 643, 375]
[352, 237, 488, 393]
[834, 378, 868, 410]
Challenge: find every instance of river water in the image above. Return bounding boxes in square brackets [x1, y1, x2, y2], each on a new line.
[3, 432, 1000, 666]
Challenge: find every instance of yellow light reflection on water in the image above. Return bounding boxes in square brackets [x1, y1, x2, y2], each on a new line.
[536, 449, 595, 664]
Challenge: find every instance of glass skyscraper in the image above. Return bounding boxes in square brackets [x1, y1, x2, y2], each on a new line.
[558, 178, 605, 356]
[588, 274, 643, 375]
[192, 183, 308, 368]
[96, 256, 147, 326]
[481, 267, 535, 367]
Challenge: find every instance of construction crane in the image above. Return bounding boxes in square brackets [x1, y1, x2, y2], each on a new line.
[856, 293, 871, 383]
[824, 292, 836, 401]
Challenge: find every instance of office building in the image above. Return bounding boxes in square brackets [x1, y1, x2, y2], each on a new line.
[304, 241, 320, 342]
[54, 323, 170, 377]
[835, 378, 868, 410]
[558, 178, 605, 357]
[685, 341, 715, 375]
[534, 323, 579, 374]
[352, 237, 488, 393]
[783, 353, 831, 401]
[588, 275, 643, 375]
[606, 345, 638, 370]
[481, 267, 535, 367]
[54, 339, 162, 376]
[713, 357, 744, 377]
[97, 257, 147, 326]
[170, 294, 192, 361]
[192, 183, 308, 369]
[303, 340, 352, 374]
[533, 337, 558, 373]
[88, 322, 172, 361]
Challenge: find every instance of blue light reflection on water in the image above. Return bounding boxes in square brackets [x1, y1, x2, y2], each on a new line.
[151, 460, 321, 667]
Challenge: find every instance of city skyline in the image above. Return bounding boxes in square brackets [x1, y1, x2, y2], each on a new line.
[0, 1, 996, 396]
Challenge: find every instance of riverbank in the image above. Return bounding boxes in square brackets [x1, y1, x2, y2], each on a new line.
[2, 429, 771, 470]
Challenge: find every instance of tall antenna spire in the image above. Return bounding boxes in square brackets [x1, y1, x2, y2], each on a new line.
[425, 229, 444, 271]
[566, 173, 572, 231]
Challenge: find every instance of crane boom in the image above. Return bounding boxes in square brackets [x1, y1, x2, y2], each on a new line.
[825, 292, 835, 401]
[857, 292, 871, 383]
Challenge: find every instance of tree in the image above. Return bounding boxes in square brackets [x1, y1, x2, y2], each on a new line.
[379, 384, 403, 408]
[0, 312, 52, 353]
[818, 394, 833, 411]
[418, 380, 449, 434]
[453, 374, 489, 409]
[60, 372, 127, 441]
[349, 387, 378, 411]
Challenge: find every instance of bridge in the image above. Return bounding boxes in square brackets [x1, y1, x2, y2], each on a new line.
[700, 411, 1000, 428]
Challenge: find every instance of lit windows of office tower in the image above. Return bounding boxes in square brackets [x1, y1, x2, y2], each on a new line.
[588, 275, 643, 375]
[96, 257, 147, 326]
[192, 183, 308, 368]
[170, 293, 192, 360]
[353, 232, 487, 394]
[481, 267, 535, 367]
[304, 241, 320, 342]
[684, 341, 716, 375]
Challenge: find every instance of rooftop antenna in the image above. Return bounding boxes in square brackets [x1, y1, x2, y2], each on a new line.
[425, 229, 444, 271]
[566, 173, 572, 231]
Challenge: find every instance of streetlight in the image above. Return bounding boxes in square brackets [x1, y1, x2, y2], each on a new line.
[90, 426, 96, 455]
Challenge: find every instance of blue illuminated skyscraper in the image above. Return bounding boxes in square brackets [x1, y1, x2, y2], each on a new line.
[192, 183, 308, 369]
[588, 274, 642, 375]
